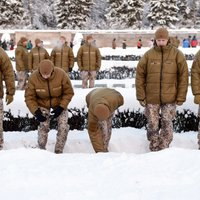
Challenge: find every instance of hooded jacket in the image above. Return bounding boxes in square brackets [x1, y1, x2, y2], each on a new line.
[136, 44, 188, 104]
[25, 66, 74, 115]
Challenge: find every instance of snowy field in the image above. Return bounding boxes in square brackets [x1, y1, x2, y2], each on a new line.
[1, 46, 200, 200]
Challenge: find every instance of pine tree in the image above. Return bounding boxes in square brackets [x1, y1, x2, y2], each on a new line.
[147, 0, 179, 28]
[106, 0, 143, 29]
[55, 0, 93, 29]
[26, 0, 56, 29]
[0, 0, 27, 28]
[86, 0, 109, 29]
[105, 0, 123, 29]
[195, 4, 200, 28]
[187, 0, 198, 28]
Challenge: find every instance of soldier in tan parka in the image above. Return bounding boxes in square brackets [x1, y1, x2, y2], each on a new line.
[0, 47, 15, 150]
[86, 88, 124, 152]
[15, 37, 29, 90]
[77, 35, 101, 88]
[50, 36, 74, 73]
[169, 36, 180, 48]
[136, 27, 188, 151]
[191, 50, 200, 149]
[25, 59, 74, 153]
[28, 38, 49, 72]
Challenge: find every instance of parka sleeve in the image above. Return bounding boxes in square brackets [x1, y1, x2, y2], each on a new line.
[15, 47, 24, 71]
[176, 51, 189, 102]
[50, 49, 56, 65]
[191, 51, 200, 95]
[24, 77, 39, 115]
[77, 47, 83, 70]
[59, 73, 74, 109]
[69, 48, 74, 69]
[96, 48, 101, 70]
[0, 49, 15, 96]
[28, 51, 33, 71]
[135, 53, 148, 101]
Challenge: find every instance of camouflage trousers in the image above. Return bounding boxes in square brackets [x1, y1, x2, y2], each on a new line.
[81, 70, 97, 88]
[17, 71, 28, 90]
[89, 113, 113, 153]
[144, 103, 176, 151]
[0, 99, 3, 150]
[38, 107, 69, 153]
[97, 114, 113, 152]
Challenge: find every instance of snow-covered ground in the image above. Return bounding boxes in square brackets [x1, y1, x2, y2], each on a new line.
[1, 46, 200, 200]
[1, 129, 200, 200]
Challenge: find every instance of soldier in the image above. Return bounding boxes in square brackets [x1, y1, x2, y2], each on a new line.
[28, 38, 49, 72]
[136, 27, 188, 151]
[191, 49, 200, 149]
[50, 36, 74, 73]
[86, 88, 124, 153]
[15, 37, 29, 90]
[25, 59, 74, 153]
[0, 47, 15, 149]
[77, 35, 101, 88]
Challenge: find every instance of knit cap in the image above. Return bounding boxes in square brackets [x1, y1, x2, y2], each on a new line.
[20, 37, 28, 43]
[86, 35, 93, 41]
[94, 104, 110, 121]
[39, 60, 54, 76]
[35, 38, 41, 45]
[155, 28, 169, 39]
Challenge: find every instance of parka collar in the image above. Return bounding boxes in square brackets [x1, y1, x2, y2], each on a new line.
[154, 44, 172, 53]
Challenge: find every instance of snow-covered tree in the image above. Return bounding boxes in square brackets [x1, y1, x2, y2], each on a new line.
[147, 0, 179, 28]
[177, 0, 198, 28]
[86, 0, 109, 29]
[195, 3, 200, 28]
[0, 0, 28, 29]
[24, 0, 56, 29]
[106, 0, 143, 29]
[55, 0, 93, 29]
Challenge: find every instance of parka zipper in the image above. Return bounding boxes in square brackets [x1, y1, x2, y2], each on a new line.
[61, 47, 63, 68]
[47, 79, 52, 108]
[89, 45, 91, 70]
[160, 47, 164, 104]
[38, 47, 41, 63]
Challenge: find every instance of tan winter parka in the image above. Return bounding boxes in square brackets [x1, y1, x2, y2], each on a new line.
[25, 67, 74, 115]
[15, 41, 28, 72]
[136, 44, 188, 104]
[77, 43, 101, 71]
[191, 50, 200, 98]
[28, 47, 50, 71]
[0, 47, 15, 98]
[50, 43, 74, 72]
[86, 88, 124, 152]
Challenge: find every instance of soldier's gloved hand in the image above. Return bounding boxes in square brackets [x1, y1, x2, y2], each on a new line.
[6, 94, 13, 105]
[194, 95, 200, 104]
[176, 101, 183, 106]
[139, 99, 146, 107]
[35, 109, 47, 122]
[51, 106, 64, 118]
[68, 68, 72, 72]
